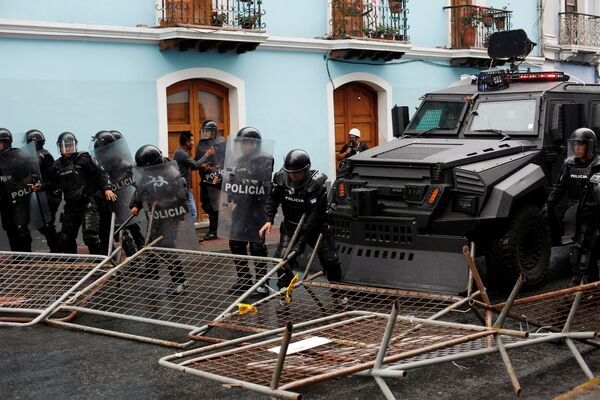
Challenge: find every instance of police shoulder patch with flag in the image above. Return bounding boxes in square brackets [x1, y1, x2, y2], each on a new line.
[309, 197, 317, 204]
[591, 173, 600, 184]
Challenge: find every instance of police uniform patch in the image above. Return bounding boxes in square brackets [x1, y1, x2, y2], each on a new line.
[310, 197, 317, 204]
[590, 173, 600, 184]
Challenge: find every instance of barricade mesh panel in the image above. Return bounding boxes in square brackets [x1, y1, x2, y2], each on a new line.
[0, 252, 107, 317]
[493, 283, 600, 333]
[212, 280, 463, 333]
[64, 248, 279, 329]
[187, 314, 495, 390]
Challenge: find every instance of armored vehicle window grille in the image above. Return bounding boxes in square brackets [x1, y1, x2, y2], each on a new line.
[364, 222, 413, 244]
[375, 144, 456, 160]
[404, 185, 427, 202]
[332, 219, 351, 239]
[454, 170, 485, 194]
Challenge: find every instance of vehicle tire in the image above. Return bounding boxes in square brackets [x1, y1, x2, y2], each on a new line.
[486, 204, 551, 287]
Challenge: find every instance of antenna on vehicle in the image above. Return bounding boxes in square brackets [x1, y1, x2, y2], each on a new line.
[487, 29, 536, 71]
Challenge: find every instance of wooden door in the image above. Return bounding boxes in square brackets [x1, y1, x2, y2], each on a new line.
[166, 79, 230, 222]
[332, 0, 365, 38]
[333, 82, 378, 167]
[164, 0, 211, 25]
[450, 0, 472, 48]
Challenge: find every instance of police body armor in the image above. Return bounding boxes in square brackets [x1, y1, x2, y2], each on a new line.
[565, 156, 600, 203]
[57, 155, 92, 203]
[217, 137, 274, 242]
[276, 170, 327, 225]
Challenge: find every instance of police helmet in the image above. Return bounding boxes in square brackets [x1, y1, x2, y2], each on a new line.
[0, 128, 13, 152]
[135, 145, 164, 167]
[57, 132, 78, 155]
[201, 120, 218, 140]
[283, 149, 311, 173]
[568, 128, 597, 160]
[236, 127, 261, 140]
[236, 127, 261, 155]
[26, 129, 46, 150]
[110, 130, 123, 140]
[93, 131, 116, 149]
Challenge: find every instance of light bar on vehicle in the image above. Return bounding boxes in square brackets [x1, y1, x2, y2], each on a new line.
[476, 69, 570, 92]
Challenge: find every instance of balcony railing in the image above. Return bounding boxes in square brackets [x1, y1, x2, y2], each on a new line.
[559, 12, 600, 48]
[329, 0, 410, 42]
[159, 0, 265, 30]
[444, 5, 512, 49]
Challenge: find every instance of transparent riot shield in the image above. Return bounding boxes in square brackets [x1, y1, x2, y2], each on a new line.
[23, 142, 52, 231]
[132, 160, 198, 250]
[92, 138, 137, 226]
[0, 145, 50, 246]
[197, 137, 226, 212]
[217, 137, 274, 242]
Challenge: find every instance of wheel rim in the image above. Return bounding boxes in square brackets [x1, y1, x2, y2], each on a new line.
[517, 221, 545, 277]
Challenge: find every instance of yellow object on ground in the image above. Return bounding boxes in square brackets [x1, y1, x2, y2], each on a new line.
[236, 303, 257, 315]
[285, 274, 299, 303]
[555, 376, 600, 400]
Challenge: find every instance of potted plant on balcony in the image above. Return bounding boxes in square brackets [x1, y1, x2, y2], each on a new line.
[481, 8, 494, 27]
[238, 14, 258, 29]
[389, 0, 403, 14]
[211, 11, 228, 27]
[461, 6, 480, 47]
[495, 15, 506, 30]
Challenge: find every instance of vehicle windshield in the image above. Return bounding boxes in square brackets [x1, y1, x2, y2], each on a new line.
[468, 99, 537, 135]
[406, 101, 465, 134]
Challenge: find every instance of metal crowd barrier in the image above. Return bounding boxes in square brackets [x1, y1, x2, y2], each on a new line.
[0, 250, 118, 327]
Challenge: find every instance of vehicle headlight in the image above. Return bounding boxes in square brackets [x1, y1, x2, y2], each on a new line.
[453, 194, 479, 214]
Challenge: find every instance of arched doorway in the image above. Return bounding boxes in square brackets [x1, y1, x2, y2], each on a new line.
[166, 79, 230, 222]
[333, 82, 378, 168]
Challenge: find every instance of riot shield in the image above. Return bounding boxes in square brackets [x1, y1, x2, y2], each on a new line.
[132, 160, 198, 250]
[217, 137, 274, 242]
[0, 145, 50, 238]
[23, 142, 52, 231]
[92, 138, 138, 226]
[197, 137, 226, 212]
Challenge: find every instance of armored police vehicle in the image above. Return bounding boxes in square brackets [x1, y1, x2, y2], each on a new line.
[331, 66, 600, 294]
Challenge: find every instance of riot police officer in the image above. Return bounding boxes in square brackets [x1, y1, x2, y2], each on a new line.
[130, 145, 188, 294]
[571, 171, 600, 285]
[26, 129, 60, 252]
[195, 120, 225, 240]
[106, 130, 146, 253]
[92, 130, 145, 257]
[543, 128, 600, 285]
[0, 128, 39, 252]
[227, 128, 274, 295]
[259, 149, 345, 304]
[50, 132, 117, 254]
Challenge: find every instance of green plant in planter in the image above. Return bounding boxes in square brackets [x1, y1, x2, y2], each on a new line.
[238, 14, 258, 29]
[462, 6, 482, 26]
[211, 11, 228, 26]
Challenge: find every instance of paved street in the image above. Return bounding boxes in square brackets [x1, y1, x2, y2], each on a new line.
[2, 245, 600, 399]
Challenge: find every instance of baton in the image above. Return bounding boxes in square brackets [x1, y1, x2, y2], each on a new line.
[113, 213, 136, 237]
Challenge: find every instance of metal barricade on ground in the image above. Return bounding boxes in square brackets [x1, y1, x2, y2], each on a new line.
[0, 250, 117, 327]
[47, 242, 293, 348]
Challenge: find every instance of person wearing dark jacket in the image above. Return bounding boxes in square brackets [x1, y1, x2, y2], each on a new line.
[173, 131, 213, 223]
[545, 128, 600, 286]
[259, 149, 345, 304]
[0, 128, 41, 252]
[48, 132, 117, 254]
[26, 129, 60, 252]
